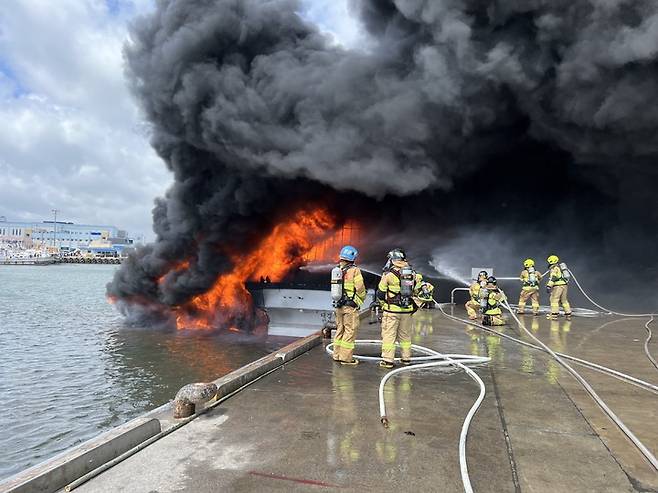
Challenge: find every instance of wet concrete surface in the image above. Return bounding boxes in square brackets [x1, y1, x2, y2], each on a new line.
[76, 307, 657, 492]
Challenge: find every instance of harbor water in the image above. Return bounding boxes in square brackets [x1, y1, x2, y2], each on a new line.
[0, 264, 294, 480]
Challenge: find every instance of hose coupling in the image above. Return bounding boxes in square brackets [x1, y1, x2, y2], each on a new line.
[381, 416, 389, 429]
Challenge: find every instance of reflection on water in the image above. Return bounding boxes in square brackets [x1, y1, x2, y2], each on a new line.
[0, 265, 294, 480]
[471, 314, 584, 385]
[99, 328, 288, 426]
[319, 309, 622, 479]
[456, 313, 586, 386]
[413, 311, 434, 341]
[328, 364, 416, 469]
[331, 368, 360, 464]
[375, 373, 413, 466]
[464, 324, 507, 363]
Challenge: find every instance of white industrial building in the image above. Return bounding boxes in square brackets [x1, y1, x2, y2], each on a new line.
[0, 216, 138, 254]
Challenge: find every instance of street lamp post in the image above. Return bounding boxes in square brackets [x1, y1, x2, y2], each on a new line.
[51, 209, 59, 250]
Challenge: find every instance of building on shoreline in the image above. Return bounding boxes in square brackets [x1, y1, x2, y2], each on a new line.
[0, 217, 140, 255]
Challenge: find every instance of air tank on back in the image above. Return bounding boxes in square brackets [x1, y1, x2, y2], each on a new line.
[331, 265, 343, 305]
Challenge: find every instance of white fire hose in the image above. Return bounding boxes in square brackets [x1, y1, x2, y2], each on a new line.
[441, 264, 658, 471]
[325, 340, 489, 493]
[568, 270, 658, 371]
[644, 317, 657, 371]
[569, 270, 657, 318]
[338, 264, 658, 490]
[500, 296, 658, 471]
[437, 304, 658, 394]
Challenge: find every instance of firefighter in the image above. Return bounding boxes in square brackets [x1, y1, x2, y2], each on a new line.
[465, 270, 488, 320]
[415, 280, 435, 309]
[546, 255, 572, 320]
[332, 245, 367, 365]
[482, 276, 506, 326]
[517, 258, 542, 315]
[377, 248, 416, 369]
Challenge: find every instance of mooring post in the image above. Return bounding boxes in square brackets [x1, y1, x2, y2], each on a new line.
[173, 382, 218, 419]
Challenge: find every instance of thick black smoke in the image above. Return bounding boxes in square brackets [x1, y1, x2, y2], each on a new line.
[109, 0, 658, 321]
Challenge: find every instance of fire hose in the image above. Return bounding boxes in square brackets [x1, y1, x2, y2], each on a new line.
[344, 265, 658, 488]
[440, 263, 658, 471]
[445, 267, 658, 386]
[362, 265, 657, 392]
[569, 270, 657, 318]
[568, 270, 658, 371]
[438, 305, 658, 393]
[437, 299, 658, 474]
[325, 340, 489, 493]
[499, 296, 658, 471]
[644, 317, 658, 371]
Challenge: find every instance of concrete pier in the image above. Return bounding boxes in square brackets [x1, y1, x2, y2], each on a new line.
[71, 307, 657, 492]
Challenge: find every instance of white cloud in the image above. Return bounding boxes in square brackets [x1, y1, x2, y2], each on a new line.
[0, 0, 169, 239]
[300, 0, 370, 49]
[0, 0, 366, 239]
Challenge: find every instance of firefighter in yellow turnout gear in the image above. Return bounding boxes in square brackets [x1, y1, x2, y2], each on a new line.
[415, 279, 435, 309]
[482, 276, 506, 326]
[517, 258, 542, 315]
[331, 246, 367, 365]
[465, 270, 488, 320]
[546, 255, 572, 321]
[377, 248, 417, 369]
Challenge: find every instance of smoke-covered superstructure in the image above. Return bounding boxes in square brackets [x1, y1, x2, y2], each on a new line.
[108, 0, 658, 325]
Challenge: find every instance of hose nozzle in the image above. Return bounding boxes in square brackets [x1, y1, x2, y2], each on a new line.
[381, 416, 389, 428]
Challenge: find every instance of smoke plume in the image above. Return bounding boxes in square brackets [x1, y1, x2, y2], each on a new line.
[108, 0, 658, 324]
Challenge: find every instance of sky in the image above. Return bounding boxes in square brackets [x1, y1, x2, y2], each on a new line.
[0, 0, 363, 240]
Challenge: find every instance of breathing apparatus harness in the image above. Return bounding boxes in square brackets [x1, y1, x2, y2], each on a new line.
[379, 264, 417, 310]
[478, 283, 490, 311]
[486, 288, 501, 309]
[523, 266, 539, 288]
[331, 262, 359, 308]
[547, 262, 571, 292]
[419, 281, 433, 300]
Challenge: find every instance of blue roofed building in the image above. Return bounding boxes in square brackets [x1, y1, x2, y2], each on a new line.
[0, 216, 140, 255]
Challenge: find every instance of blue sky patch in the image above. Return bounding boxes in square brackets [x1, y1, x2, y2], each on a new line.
[105, 0, 122, 16]
[0, 59, 26, 97]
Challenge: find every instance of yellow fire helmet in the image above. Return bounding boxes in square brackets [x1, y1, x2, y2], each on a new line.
[547, 255, 559, 265]
[523, 258, 535, 268]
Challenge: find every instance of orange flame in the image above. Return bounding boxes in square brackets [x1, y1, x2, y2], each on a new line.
[174, 207, 337, 330]
[157, 260, 190, 285]
[303, 220, 361, 264]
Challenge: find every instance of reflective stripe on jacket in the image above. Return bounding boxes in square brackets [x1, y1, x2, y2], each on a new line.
[484, 290, 503, 315]
[343, 265, 366, 306]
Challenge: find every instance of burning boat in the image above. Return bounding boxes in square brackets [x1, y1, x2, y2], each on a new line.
[110, 210, 377, 335]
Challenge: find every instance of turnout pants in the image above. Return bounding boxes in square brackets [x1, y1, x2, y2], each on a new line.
[549, 285, 571, 316]
[518, 288, 540, 314]
[465, 300, 480, 319]
[381, 312, 413, 363]
[333, 305, 360, 362]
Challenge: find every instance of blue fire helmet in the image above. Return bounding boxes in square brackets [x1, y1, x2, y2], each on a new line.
[339, 245, 358, 262]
